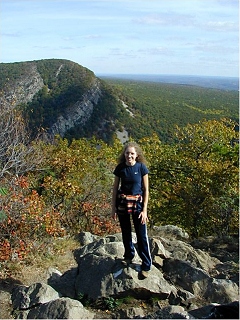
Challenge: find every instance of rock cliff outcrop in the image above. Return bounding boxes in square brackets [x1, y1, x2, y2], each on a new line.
[47, 77, 102, 139]
[11, 226, 239, 319]
[0, 63, 44, 106]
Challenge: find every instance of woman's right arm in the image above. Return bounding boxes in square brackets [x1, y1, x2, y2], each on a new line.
[111, 176, 120, 220]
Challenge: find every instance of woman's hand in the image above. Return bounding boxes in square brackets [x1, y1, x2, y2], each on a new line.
[139, 211, 149, 224]
[111, 177, 119, 222]
[111, 210, 117, 221]
[140, 174, 149, 225]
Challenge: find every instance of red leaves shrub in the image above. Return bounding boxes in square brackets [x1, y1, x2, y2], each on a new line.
[81, 201, 121, 236]
[91, 215, 121, 236]
[0, 176, 65, 262]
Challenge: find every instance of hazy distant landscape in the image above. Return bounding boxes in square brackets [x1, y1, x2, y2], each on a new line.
[99, 74, 239, 91]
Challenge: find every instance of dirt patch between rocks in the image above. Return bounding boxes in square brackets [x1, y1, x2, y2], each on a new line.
[0, 243, 78, 319]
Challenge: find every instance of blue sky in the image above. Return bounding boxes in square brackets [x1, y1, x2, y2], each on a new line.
[1, 0, 238, 77]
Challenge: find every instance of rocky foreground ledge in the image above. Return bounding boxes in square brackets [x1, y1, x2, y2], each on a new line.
[11, 226, 239, 319]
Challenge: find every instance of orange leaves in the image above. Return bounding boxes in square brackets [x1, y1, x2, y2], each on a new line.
[82, 202, 94, 213]
[91, 214, 121, 236]
[14, 177, 29, 189]
[0, 239, 11, 261]
[0, 176, 65, 262]
[81, 201, 120, 236]
[44, 211, 65, 237]
[0, 238, 29, 262]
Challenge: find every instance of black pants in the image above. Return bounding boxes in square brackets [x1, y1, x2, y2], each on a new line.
[118, 210, 152, 271]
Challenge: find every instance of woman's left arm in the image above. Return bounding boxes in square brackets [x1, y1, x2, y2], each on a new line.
[139, 174, 149, 224]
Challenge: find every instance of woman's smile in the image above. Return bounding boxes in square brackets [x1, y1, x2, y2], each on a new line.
[125, 147, 137, 166]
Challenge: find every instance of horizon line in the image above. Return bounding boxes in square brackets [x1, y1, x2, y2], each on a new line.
[97, 73, 239, 79]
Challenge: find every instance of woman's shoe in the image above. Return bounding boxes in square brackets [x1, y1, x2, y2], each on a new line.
[121, 258, 132, 266]
[140, 270, 150, 278]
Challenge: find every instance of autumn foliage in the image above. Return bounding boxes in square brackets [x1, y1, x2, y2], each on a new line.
[0, 176, 65, 261]
[0, 118, 239, 262]
[141, 118, 239, 238]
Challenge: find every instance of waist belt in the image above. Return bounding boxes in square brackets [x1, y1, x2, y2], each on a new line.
[117, 193, 142, 214]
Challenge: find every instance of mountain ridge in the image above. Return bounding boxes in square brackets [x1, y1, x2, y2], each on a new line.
[0, 59, 238, 144]
[0, 59, 123, 143]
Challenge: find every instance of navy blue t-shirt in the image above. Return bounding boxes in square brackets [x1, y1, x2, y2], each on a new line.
[113, 162, 149, 195]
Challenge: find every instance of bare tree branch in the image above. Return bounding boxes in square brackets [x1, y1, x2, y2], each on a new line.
[0, 98, 44, 178]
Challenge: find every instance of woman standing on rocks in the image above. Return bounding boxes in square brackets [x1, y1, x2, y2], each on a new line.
[111, 142, 152, 278]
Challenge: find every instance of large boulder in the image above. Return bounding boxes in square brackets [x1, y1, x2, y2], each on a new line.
[115, 306, 145, 319]
[189, 301, 239, 319]
[145, 305, 195, 319]
[11, 282, 60, 310]
[160, 238, 220, 273]
[74, 236, 125, 264]
[77, 231, 100, 246]
[19, 297, 94, 319]
[151, 225, 189, 240]
[74, 236, 177, 300]
[162, 258, 239, 303]
[47, 267, 78, 299]
[163, 258, 210, 296]
[11, 283, 94, 319]
[203, 278, 239, 304]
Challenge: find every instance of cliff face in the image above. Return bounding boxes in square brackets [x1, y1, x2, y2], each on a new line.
[0, 63, 45, 106]
[0, 59, 113, 141]
[47, 78, 102, 139]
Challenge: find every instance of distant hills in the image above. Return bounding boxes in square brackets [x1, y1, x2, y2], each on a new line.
[0, 59, 238, 144]
[99, 74, 239, 91]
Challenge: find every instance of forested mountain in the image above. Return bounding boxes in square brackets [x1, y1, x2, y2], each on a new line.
[0, 59, 124, 143]
[0, 59, 238, 143]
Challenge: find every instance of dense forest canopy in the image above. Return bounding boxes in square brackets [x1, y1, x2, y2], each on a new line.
[102, 78, 239, 142]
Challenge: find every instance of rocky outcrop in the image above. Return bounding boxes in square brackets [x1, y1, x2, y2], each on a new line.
[0, 63, 44, 107]
[11, 226, 239, 319]
[74, 238, 176, 301]
[47, 78, 102, 139]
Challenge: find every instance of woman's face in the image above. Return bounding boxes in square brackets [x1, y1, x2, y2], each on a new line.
[125, 146, 137, 166]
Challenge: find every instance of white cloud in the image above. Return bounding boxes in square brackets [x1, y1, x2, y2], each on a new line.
[138, 47, 173, 56]
[204, 21, 238, 32]
[2, 32, 21, 38]
[133, 12, 195, 27]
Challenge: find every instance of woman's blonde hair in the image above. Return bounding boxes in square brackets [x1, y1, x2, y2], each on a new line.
[118, 142, 147, 164]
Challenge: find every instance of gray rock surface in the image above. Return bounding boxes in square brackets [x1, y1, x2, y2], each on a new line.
[151, 224, 189, 240]
[11, 229, 239, 319]
[11, 282, 59, 310]
[48, 78, 102, 139]
[20, 297, 94, 319]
